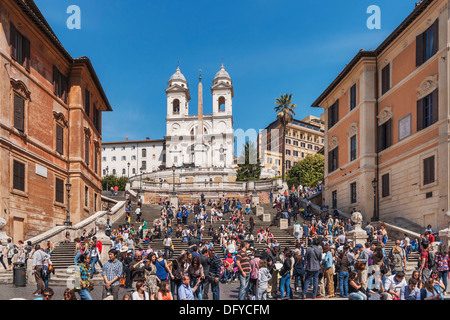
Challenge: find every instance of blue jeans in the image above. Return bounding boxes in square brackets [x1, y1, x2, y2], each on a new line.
[349, 291, 367, 300]
[74, 253, 81, 266]
[439, 270, 448, 292]
[302, 270, 319, 297]
[280, 273, 291, 299]
[338, 271, 349, 297]
[78, 288, 93, 300]
[211, 279, 220, 300]
[238, 273, 251, 300]
[90, 256, 99, 275]
[190, 280, 203, 300]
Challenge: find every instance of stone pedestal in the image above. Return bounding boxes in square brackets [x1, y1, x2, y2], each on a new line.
[438, 228, 450, 250]
[251, 194, 259, 206]
[348, 212, 367, 247]
[256, 206, 264, 216]
[170, 195, 179, 211]
[95, 217, 112, 263]
[278, 218, 288, 230]
[263, 213, 271, 222]
[0, 218, 10, 246]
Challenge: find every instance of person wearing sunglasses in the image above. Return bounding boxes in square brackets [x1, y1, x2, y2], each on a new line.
[34, 288, 54, 300]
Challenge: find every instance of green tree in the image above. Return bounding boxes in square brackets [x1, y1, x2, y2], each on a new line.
[102, 175, 128, 191]
[286, 153, 324, 188]
[274, 93, 296, 182]
[236, 141, 261, 181]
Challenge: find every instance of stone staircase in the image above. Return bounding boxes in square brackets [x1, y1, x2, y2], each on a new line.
[44, 197, 422, 287]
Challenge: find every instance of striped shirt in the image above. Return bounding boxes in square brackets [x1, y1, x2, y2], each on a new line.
[236, 250, 251, 274]
[102, 259, 123, 286]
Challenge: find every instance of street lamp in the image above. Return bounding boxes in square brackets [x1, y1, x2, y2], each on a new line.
[64, 182, 72, 226]
[105, 166, 109, 191]
[172, 164, 177, 195]
[252, 164, 257, 195]
[371, 177, 378, 222]
[127, 162, 130, 182]
[139, 167, 144, 194]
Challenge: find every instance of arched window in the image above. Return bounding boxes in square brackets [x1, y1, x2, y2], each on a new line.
[218, 96, 226, 112]
[173, 99, 180, 114]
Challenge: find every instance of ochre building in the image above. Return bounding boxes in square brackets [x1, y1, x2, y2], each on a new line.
[0, 0, 112, 241]
[312, 0, 450, 230]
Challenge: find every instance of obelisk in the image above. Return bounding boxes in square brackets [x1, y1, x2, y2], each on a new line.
[198, 70, 203, 141]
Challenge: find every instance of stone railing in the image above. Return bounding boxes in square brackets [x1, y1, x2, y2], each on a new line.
[26, 197, 126, 248]
[131, 178, 283, 195]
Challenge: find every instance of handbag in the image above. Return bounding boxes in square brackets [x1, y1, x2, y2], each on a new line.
[119, 273, 126, 286]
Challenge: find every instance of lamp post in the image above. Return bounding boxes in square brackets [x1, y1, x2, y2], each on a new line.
[127, 162, 130, 182]
[64, 182, 72, 226]
[172, 164, 176, 196]
[371, 178, 378, 222]
[105, 166, 109, 191]
[140, 167, 144, 194]
[252, 164, 257, 195]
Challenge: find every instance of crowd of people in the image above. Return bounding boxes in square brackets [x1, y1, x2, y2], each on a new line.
[7, 186, 450, 301]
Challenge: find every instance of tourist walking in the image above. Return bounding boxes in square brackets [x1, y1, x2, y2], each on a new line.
[236, 241, 252, 300]
[31, 244, 50, 296]
[300, 237, 322, 299]
[102, 249, 123, 300]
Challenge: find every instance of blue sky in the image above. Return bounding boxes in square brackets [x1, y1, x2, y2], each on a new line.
[35, 0, 418, 144]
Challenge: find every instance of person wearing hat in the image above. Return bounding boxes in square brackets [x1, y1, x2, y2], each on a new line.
[118, 246, 132, 289]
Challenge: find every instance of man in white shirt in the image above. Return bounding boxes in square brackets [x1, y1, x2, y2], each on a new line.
[384, 271, 407, 300]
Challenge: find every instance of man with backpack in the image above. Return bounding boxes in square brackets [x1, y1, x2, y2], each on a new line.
[419, 240, 434, 282]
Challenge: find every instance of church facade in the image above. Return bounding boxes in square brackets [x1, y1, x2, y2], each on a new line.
[102, 65, 237, 181]
[164, 65, 235, 169]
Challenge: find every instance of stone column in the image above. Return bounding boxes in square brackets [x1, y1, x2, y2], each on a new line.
[347, 212, 368, 247]
[95, 217, 111, 263]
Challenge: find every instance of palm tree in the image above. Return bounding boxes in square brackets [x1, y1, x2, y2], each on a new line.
[274, 93, 296, 182]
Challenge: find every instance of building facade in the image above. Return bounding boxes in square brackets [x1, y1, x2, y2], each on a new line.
[165, 65, 235, 171]
[0, 0, 112, 241]
[312, 0, 450, 230]
[101, 138, 165, 178]
[258, 115, 325, 178]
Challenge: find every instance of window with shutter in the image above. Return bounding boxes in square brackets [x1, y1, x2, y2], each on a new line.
[350, 135, 357, 161]
[328, 100, 339, 129]
[328, 147, 339, 173]
[350, 84, 357, 110]
[13, 160, 25, 192]
[377, 119, 392, 152]
[423, 156, 435, 185]
[85, 89, 90, 116]
[94, 150, 98, 174]
[56, 124, 64, 155]
[55, 178, 64, 203]
[10, 23, 30, 70]
[417, 90, 438, 131]
[381, 64, 390, 95]
[332, 190, 337, 209]
[416, 19, 439, 67]
[85, 137, 90, 165]
[381, 173, 390, 197]
[14, 94, 25, 132]
[350, 182, 357, 204]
